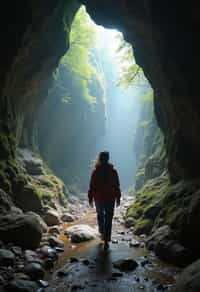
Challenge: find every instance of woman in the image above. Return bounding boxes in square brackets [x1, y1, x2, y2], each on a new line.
[88, 151, 121, 249]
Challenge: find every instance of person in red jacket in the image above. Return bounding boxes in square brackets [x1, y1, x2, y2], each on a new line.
[88, 151, 121, 249]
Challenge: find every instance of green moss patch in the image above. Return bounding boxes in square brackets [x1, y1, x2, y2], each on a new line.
[126, 175, 170, 235]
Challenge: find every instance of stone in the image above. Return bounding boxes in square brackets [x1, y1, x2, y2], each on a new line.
[4, 279, 39, 292]
[38, 245, 57, 260]
[70, 257, 79, 263]
[44, 258, 54, 270]
[146, 225, 193, 266]
[48, 236, 64, 248]
[24, 263, 45, 280]
[0, 188, 13, 214]
[61, 213, 75, 222]
[172, 259, 200, 292]
[129, 240, 140, 248]
[44, 210, 60, 226]
[65, 225, 98, 243]
[11, 246, 22, 257]
[38, 280, 49, 288]
[125, 217, 136, 228]
[0, 213, 43, 249]
[0, 249, 15, 266]
[48, 226, 60, 235]
[14, 273, 30, 280]
[113, 258, 138, 271]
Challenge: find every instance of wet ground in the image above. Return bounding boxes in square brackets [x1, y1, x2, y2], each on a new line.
[46, 198, 180, 291]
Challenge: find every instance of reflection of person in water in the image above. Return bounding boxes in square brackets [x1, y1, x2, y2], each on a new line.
[88, 151, 121, 250]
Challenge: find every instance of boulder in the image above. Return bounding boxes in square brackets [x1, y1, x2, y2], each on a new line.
[44, 209, 60, 226]
[0, 212, 43, 249]
[146, 225, 193, 266]
[4, 279, 39, 292]
[0, 249, 15, 266]
[113, 258, 138, 271]
[15, 184, 43, 214]
[65, 224, 98, 243]
[61, 213, 75, 222]
[125, 217, 135, 228]
[172, 259, 200, 292]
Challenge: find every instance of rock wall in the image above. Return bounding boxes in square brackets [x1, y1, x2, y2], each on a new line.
[82, 0, 200, 182]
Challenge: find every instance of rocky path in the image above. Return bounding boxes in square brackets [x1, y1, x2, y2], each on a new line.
[46, 196, 179, 292]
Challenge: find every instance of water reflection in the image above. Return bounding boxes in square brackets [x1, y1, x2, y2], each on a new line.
[95, 243, 113, 276]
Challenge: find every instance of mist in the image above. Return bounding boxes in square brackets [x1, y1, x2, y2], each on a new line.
[93, 28, 151, 190]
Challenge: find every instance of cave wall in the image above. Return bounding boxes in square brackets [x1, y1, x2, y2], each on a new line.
[0, 0, 200, 189]
[82, 0, 200, 182]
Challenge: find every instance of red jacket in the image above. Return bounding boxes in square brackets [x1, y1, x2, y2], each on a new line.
[88, 163, 121, 203]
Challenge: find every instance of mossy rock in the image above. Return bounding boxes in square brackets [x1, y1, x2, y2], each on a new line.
[126, 175, 170, 235]
[134, 218, 153, 235]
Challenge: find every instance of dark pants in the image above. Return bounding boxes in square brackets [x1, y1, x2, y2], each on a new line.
[95, 201, 115, 242]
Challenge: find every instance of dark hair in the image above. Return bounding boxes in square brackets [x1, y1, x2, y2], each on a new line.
[95, 151, 109, 167]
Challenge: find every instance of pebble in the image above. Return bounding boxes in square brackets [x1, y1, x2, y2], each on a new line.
[70, 257, 79, 263]
[112, 239, 118, 244]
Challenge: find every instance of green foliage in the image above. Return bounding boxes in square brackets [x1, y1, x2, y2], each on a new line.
[116, 34, 144, 87]
[61, 6, 100, 105]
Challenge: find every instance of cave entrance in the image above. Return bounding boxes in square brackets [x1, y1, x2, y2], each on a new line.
[37, 6, 155, 193]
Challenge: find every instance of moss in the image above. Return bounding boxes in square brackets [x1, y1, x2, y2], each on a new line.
[126, 175, 170, 235]
[134, 218, 153, 235]
[28, 174, 67, 205]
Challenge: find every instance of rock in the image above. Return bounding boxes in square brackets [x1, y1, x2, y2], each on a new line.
[129, 240, 140, 248]
[44, 210, 60, 226]
[38, 246, 58, 261]
[28, 212, 48, 233]
[4, 279, 39, 292]
[48, 236, 64, 248]
[125, 217, 136, 228]
[48, 226, 60, 235]
[17, 148, 45, 175]
[0, 189, 13, 214]
[172, 259, 200, 292]
[146, 225, 193, 266]
[0, 274, 5, 285]
[38, 280, 49, 288]
[15, 184, 43, 214]
[65, 224, 98, 243]
[112, 239, 118, 244]
[113, 258, 138, 271]
[14, 273, 30, 280]
[44, 258, 54, 270]
[0, 249, 15, 266]
[0, 212, 43, 249]
[61, 213, 75, 222]
[11, 246, 22, 257]
[112, 272, 123, 277]
[57, 269, 69, 277]
[70, 257, 79, 263]
[24, 263, 45, 280]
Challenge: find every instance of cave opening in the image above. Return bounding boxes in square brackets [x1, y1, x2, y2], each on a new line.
[36, 6, 156, 193]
